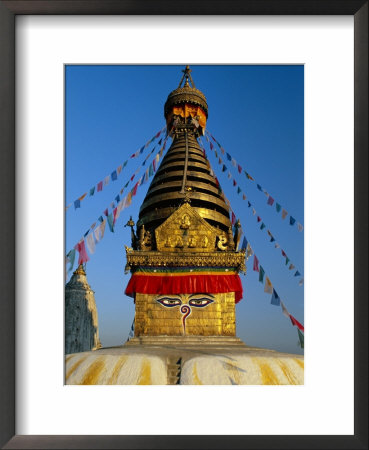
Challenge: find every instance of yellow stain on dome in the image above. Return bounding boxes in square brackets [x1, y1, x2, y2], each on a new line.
[107, 356, 128, 385]
[65, 355, 74, 364]
[138, 359, 151, 385]
[294, 358, 304, 369]
[79, 358, 105, 385]
[277, 360, 298, 385]
[192, 362, 203, 385]
[254, 358, 279, 385]
[66, 355, 88, 381]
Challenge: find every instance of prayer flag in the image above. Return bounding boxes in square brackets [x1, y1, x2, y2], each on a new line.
[264, 277, 273, 293]
[297, 222, 304, 232]
[243, 194, 246, 200]
[103, 208, 108, 217]
[290, 315, 304, 332]
[276, 203, 281, 212]
[257, 216, 261, 222]
[113, 207, 118, 225]
[246, 243, 253, 258]
[74, 239, 89, 265]
[289, 264, 295, 270]
[297, 329, 304, 348]
[66, 249, 76, 272]
[222, 165, 227, 172]
[290, 216, 296, 226]
[253, 254, 259, 272]
[252, 208, 256, 215]
[233, 179, 237, 186]
[270, 236, 275, 242]
[149, 164, 154, 177]
[115, 195, 120, 203]
[248, 201, 251, 208]
[107, 213, 114, 232]
[111, 170, 117, 181]
[130, 174, 135, 182]
[260, 223, 266, 230]
[294, 271, 301, 277]
[226, 153, 232, 161]
[257, 184, 263, 191]
[153, 159, 157, 172]
[231, 212, 236, 225]
[124, 181, 129, 188]
[219, 157, 222, 164]
[117, 165, 123, 175]
[238, 164, 242, 174]
[156, 153, 160, 163]
[271, 289, 280, 306]
[280, 301, 290, 318]
[220, 147, 225, 155]
[155, 130, 161, 138]
[210, 142, 214, 150]
[298, 278, 304, 286]
[267, 196, 274, 206]
[275, 243, 280, 248]
[285, 257, 290, 266]
[89, 187, 95, 196]
[237, 187, 241, 194]
[98, 216, 104, 223]
[281, 209, 288, 220]
[104, 175, 110, 186]
[281, 249, 287, 257]
[74, 199, 81, 209]
[228, 172, 232, 179]
[97, 181, 103, 192]
[123, 160, 128, 168]
[90, 222, 96, 230]
[158, 138, 162, 145]
[258, 266, 265, 283]
[86, 232, 96, 254]
[84, 230, 90, 237]
[241, 236, 247, 250]
[79, 193, 87, 202]
[66, 204, 71, 211]
[231, 158, 237, 167]
[132, 181, 139, 196]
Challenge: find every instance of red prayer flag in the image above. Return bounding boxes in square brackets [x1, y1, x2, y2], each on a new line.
[113, 207, 118, 225]
[257, 216, 261, 223]
[74, 240, 89, 265]
[231, 212, 236, 225]
[267, 196, 275, 206]
[103, 208, 108, 216]
[155, 130, 161, 138]
[253, 254, 259, 272]
[132, 181, 139, 196]
[289, 315, 304, 332]
[97, 181, 103, 192]
[210, 142, 214, 150]
[281, 249, 287, 257]
[233, 179, 237, 186]
[237, 164, 242, 174]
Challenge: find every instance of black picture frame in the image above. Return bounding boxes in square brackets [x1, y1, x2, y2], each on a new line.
[0, 1, 367, 449]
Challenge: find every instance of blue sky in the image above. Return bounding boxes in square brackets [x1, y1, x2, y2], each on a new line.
[66, 65, 304, 355]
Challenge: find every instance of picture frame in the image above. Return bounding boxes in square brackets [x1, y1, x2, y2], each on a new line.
[0, 1, 367, 449]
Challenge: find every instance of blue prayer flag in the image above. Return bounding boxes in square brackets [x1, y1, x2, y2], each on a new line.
[226, 153, 232, 161]
[247, 201, 251, 207]
[74, 199, 81, 209]
[290, 216, 296, 226]
[89, 187, 95, 196]
[294, 271, 301, 277]
[84, 230, 90, 237]
[241, 236, 248, 250]
[115, 195, 120, 203]
[222, 165, 227, 172]
[271, 289, 281, 306]
[139, 146, 145, 153]
[107, 213, 114, 232]
[111, 170, 118, 181]
[98, 216, 104, 223]
[257, 184, 263, 191]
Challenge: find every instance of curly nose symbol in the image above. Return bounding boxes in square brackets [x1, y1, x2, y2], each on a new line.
[180, 305, 192, 334]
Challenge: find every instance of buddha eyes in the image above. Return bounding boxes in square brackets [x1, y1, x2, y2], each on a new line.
[189, 298, 214, 307]
[157, 298, 182, 307]
[156, 297, 214, 308]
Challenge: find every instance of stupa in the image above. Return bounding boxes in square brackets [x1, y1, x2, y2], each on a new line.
[124, 66, 246, 344]
[65, 67, 304, 385]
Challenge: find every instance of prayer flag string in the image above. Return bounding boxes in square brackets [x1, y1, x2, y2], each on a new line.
[203, 130, 304, 233]
[66, 126, 166, 212]
[199, 138, 304, 285]
[66, 136, 169, 271]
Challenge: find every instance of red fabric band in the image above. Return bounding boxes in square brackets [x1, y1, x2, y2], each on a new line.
[125, 274, 243, 303]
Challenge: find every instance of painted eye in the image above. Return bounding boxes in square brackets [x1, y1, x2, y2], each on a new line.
[188, 298, 214, 308]
[157, 298, 182, 307]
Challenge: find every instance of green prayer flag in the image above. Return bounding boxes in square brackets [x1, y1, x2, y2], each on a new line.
[285, 257, 290, 265]
[276, 203, 281, 212]
[297, 329, 304, 348]
[258, 266, 265, 283]
[260, 223, 266, 230]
